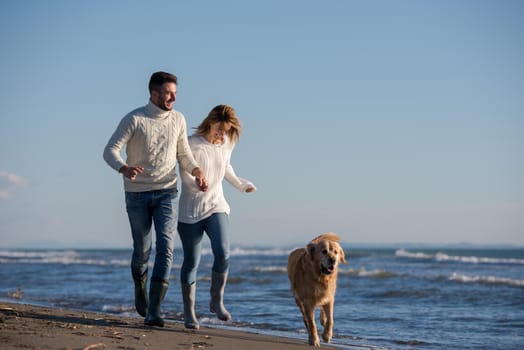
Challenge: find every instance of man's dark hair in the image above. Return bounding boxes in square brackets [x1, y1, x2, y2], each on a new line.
[149, 71, 178, 94]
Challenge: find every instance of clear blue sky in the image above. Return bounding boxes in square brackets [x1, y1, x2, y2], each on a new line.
[1, 0, 523, 248]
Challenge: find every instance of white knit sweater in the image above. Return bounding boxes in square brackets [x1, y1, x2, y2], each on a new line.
[103, 101, 199, 192]
[178, 135, 256, 224]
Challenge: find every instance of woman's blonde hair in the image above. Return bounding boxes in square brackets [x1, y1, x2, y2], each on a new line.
[195, 104, 242, 143]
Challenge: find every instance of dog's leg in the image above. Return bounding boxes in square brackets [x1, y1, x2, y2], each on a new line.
[320, 306, 326, 327]
[321, 301, 334, 343]
[303, 304, 320, 347]
[294, 297, 308, 329]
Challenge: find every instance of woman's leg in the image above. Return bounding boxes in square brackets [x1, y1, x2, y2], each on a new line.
[178, 221, 205, 284]
[205, 213, 231, 321]
[178, 220, 205, 329]
[205, 213, 230, 274]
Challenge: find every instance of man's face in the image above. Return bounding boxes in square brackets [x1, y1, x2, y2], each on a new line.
[151, 82, 177, 111]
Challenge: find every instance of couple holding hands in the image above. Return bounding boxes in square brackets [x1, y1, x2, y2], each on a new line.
[103, 71, 256, 329]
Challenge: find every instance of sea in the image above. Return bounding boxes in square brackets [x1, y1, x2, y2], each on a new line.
[0, 246, 523, 349]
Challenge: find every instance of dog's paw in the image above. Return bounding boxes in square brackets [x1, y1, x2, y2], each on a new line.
[308, 334, 320, 347]
[308, 335, 320, 347]
[322, 330, 332, 343]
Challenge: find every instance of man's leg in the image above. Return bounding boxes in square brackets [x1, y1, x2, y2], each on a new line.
[145, 189, 177, 326]
[125, 191, 153, 317]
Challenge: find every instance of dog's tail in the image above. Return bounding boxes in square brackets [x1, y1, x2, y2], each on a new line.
[310, 232, 340, 244]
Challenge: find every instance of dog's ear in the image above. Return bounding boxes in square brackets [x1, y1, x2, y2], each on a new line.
[340, 247, 347, 264]
[307, 242, 316, 259]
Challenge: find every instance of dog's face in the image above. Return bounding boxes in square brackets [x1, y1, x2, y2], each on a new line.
[308, 239, 347, 275]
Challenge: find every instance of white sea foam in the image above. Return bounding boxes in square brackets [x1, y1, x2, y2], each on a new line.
[0, 250, 80, 264]
[253, 266, 288, 273]
[0, 250, 129, 266]
[396, 249, 524, 265]
[341, 267, 397, 278]
[449, 273, 524, 287]
[395, 249, 433, 259]
[435, 253, 524, 265]
[0, 250, 79, 259]
[201, 247, 291, 256]
[102, 304, 135, 314]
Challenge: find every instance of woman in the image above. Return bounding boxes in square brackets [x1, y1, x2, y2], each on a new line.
[178, 104, 256, 329]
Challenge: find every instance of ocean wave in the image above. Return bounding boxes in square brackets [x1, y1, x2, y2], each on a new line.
[0, 250, 129, 267]
[101, 304, 135, 314]
[0, 250, 80, 259]
[435, 253, 524, 265]
[395, 249, 434, 260]
[253, 266, 288, 273]
[201, 247, 291, 256]
[340, 267, 397, 278]
[395, 249, 524, 265]
[369, 289, 437, 299]
[449, 273, 524, 287]
[246, 265, 397, 278]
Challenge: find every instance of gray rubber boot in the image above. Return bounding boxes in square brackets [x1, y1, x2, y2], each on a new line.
[144, 279, 169, 327]
[182, 283, 199, 329]
[132, 270, 148, 317]
[209, 271, 231, 321]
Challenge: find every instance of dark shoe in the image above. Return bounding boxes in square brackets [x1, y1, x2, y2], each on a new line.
[132, 270, 148, 317]
[144, 316, 165, 327]
[144, 279, 169, 327]
[182, 282, 199, 329]
[209, 271, 231, 321]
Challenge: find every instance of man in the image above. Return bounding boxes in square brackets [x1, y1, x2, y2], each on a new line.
[103, 71, 207, 327]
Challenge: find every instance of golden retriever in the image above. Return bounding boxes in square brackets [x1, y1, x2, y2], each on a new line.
[287, 233, 347, 346]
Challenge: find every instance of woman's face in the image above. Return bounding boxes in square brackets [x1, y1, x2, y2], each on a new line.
[207, 121, 231, 144]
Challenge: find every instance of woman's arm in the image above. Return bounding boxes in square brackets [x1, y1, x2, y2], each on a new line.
[224, 162, 256, 192]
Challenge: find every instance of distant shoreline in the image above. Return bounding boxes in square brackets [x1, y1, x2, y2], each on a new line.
[1, 242, 523, 250]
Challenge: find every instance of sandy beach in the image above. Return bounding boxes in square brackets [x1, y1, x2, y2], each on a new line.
[0, 302, 346, 350]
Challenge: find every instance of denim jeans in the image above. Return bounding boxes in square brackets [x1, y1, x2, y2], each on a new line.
[125, 188, 177, 282]
[177, 213, 230, 284]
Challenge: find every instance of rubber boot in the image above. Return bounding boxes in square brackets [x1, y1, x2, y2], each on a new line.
[144, 279, 169, 327]
[132, 270, 148, 317]
[209, 271, 231, 321]
[182, 283, 199, 329]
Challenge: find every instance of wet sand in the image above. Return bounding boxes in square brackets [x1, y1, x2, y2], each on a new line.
[0, 302, 345, 349]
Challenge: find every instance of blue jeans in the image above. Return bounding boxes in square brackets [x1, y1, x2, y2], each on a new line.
[178, 213, 230, 284]
[125, 188, 177, 282]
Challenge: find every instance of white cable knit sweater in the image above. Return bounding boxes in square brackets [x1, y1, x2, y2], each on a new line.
[178, 135, 256, 224]
[103, 101, 199, 192]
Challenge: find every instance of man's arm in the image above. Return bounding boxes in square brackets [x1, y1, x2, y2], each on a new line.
[103, 115, 135, 172]
[176, 115, 208, 191]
